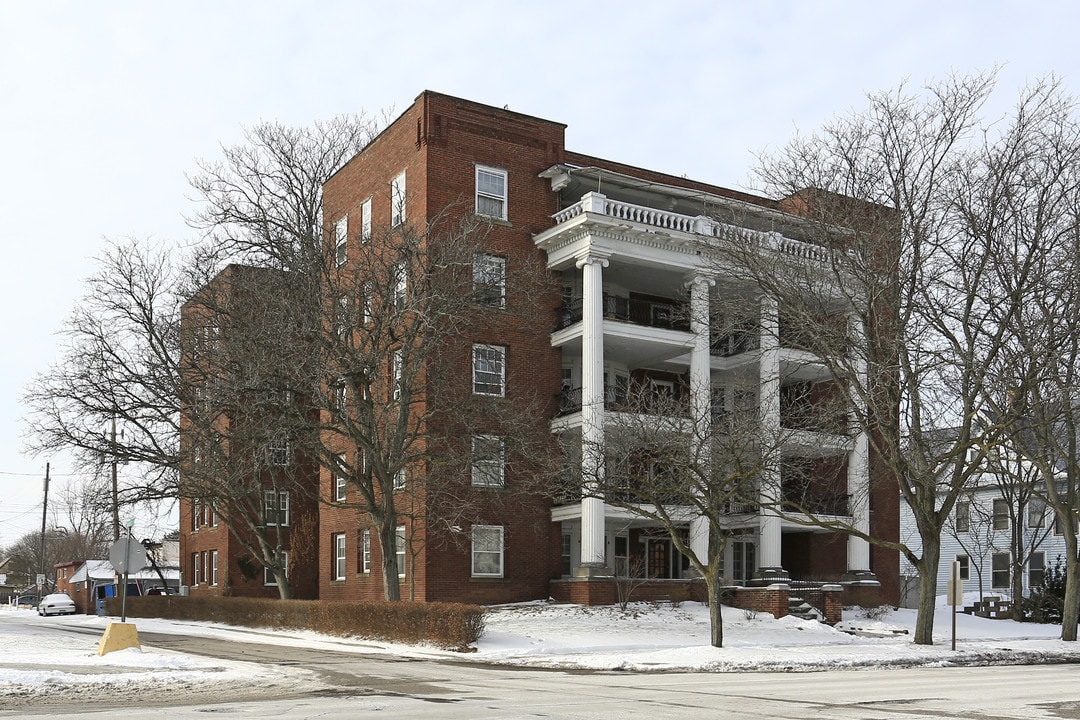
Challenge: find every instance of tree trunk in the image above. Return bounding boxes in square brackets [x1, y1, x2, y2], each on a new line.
[913, 539, 941, 645]
[707, 579, 724, 648]
[378, 521, 401, 601]
[1062, 550, 1080, 641]
[274, 570, 292, 600]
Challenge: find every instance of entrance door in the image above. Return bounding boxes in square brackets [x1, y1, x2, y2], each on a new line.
[732, 540, 757, 584]
[646, 538, 673, 579]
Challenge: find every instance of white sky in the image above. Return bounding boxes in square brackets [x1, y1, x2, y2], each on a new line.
[2, 0, 1079, 546]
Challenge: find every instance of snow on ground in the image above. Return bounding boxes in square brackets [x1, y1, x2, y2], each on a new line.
[2, 593, 1078, 708]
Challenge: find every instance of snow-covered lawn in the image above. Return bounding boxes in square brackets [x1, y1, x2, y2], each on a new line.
[2, 595, 1077, 707]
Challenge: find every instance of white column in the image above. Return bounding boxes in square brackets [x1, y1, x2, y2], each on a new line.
[845, 313, 873, 579]
[577, 251, 609, 572]
[687, 273, 715, 567]
[756, 297, 785, 580]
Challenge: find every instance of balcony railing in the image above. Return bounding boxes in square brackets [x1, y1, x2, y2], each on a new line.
[556, 295, 689, 332]
[781, 491, 850, 517]
[559, 386, 688, 417]
[551, 194, 838, 264]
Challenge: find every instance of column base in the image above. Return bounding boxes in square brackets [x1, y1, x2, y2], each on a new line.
[840, 569, 880, 585]
[748, 567, 789, 586]
[573, 563, 613, 578]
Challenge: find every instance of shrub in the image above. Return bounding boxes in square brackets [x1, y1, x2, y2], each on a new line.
[104, 596, 485, 650]
[1022, 556, 1065, 624]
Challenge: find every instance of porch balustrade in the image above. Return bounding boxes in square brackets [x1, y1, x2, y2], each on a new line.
[556, 295, 688, 332]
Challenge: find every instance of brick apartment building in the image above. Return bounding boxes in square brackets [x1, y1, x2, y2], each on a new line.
[180, 91, 899, 609]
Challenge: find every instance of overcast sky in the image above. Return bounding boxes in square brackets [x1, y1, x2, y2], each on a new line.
[2, 0, 1078, 547]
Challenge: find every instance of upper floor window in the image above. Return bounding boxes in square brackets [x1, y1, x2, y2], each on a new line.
[1028, 498, 1047, 529]
[472, 344, 506, 396]
[993, 498, 1009, 531]
[475, 166, 507, 220]
[263, 490, 291, 526]
[334, 453, 347, 502]
[473, 255, 506, 308]
[471, 435, 505, 487]
[335, 216, 348, 266]
[391, 171, 406, 227]
[955, 501, 970, 533]
[267, 439, 290, 467]
[360, 197, 372, 242]
[394, 261, 408, 310]
[394, 466, 407, 491]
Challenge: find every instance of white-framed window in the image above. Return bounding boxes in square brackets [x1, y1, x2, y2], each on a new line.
[362, 281, 373, 325]
[192, 553, 200, 586]
[471, 435, 505, 487]
[335, 215, 348, 266]
[561, 533, 572, 577]
[267, 439, 290, 467]
[210, 550, 219, 586]
[335, 453, 347, 502]
[396, 526, 407, 578]
[992, 552, 1010, 588]
[208, 503, 217, 527]
[1029, 551, 1046, 588]
[993, 498, 1009, 531]
[1028, 498, 1047, 529]
[956, 554, 970, 581]
[191, 498, 200, 531]
[361, 529, 371, 574]
[955, 501, 970, 533]
[360, 197, 372, 242]
[473, 254, 506, 308]
[333, 533, 347, 581]
[263, 490, 291, 526]
[472, 344, 506, 396]
[200, 551, 207, 584]
[391, 171, 406, 226]
[475, 166, 507, 220]
[394, 261, 407, 310]
[391, 349, 403, 401]
[264, 550, 288, 587]
[394, 466, 406, 490]
[334, 380, 348, 411]
[471, 525, 504, 577]
[337, 295, 350, 337]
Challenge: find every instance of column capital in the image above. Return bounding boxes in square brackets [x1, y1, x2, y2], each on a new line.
[575, 249, 612, 269]
[684, 272, 716, 291]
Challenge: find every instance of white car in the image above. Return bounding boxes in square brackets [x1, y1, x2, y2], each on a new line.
[37, 592, 77, 616]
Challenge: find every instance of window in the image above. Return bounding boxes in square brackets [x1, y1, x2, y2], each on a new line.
[360, 197, 372, 242]
[337, 296, 350, 337]
[1028, 498, 1047, 529]
[361, 529, 371, 574]
[335, 215, 348, 266]
[614, 535, 629, 577]
[561, 534, 572, 577]
[335, 454, 347, 502]
[200, 551, 207, 584]
[390, 350, 403, 401]
[208, 503, 217, 527]
[391, 171, 406, 226]
[992, 552, 1010, 588]
[191, 553, 200, 586]
[334, 380, 348, 411]
[393, 261, 407, 310]
[955, 501, 970, 533]
[394, 467, 406, 490]
[471, 435, 505, 487]
[264, 551, 288, 587]
[475, 166, 507, 220]
[471, 525, 504, 577]
[472, 344, 506, 396]
[210, 550, 219, 586]
[362, 282, 373, 325]
[263, 491, 291, 526]
[473, 254, 506, 308]
[956, 554, 970, 581]
[267, 439, 290, 467]
[396, 526, 407, 578]
[333, 533, 346, 581]
[191, 499, 200, 531]
[1029, 551, 1046, 588]
[993, 498, 1009, 531]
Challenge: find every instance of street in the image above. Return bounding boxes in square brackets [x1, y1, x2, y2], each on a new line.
[9, 621, 1080, 719]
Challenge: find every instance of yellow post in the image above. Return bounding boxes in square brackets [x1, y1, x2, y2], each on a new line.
[97, 621, 141, 656]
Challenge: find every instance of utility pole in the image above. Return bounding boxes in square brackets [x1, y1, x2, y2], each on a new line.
[38, 462, 50, 592]
[111, 417, 120, 542]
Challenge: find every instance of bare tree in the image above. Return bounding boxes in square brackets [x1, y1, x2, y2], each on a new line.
[717, 72, 1008, 644]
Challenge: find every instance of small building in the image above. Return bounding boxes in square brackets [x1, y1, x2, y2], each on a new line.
[56, 559, 181, 615]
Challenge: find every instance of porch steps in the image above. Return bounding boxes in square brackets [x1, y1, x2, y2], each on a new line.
[787, 597, 824, 622]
